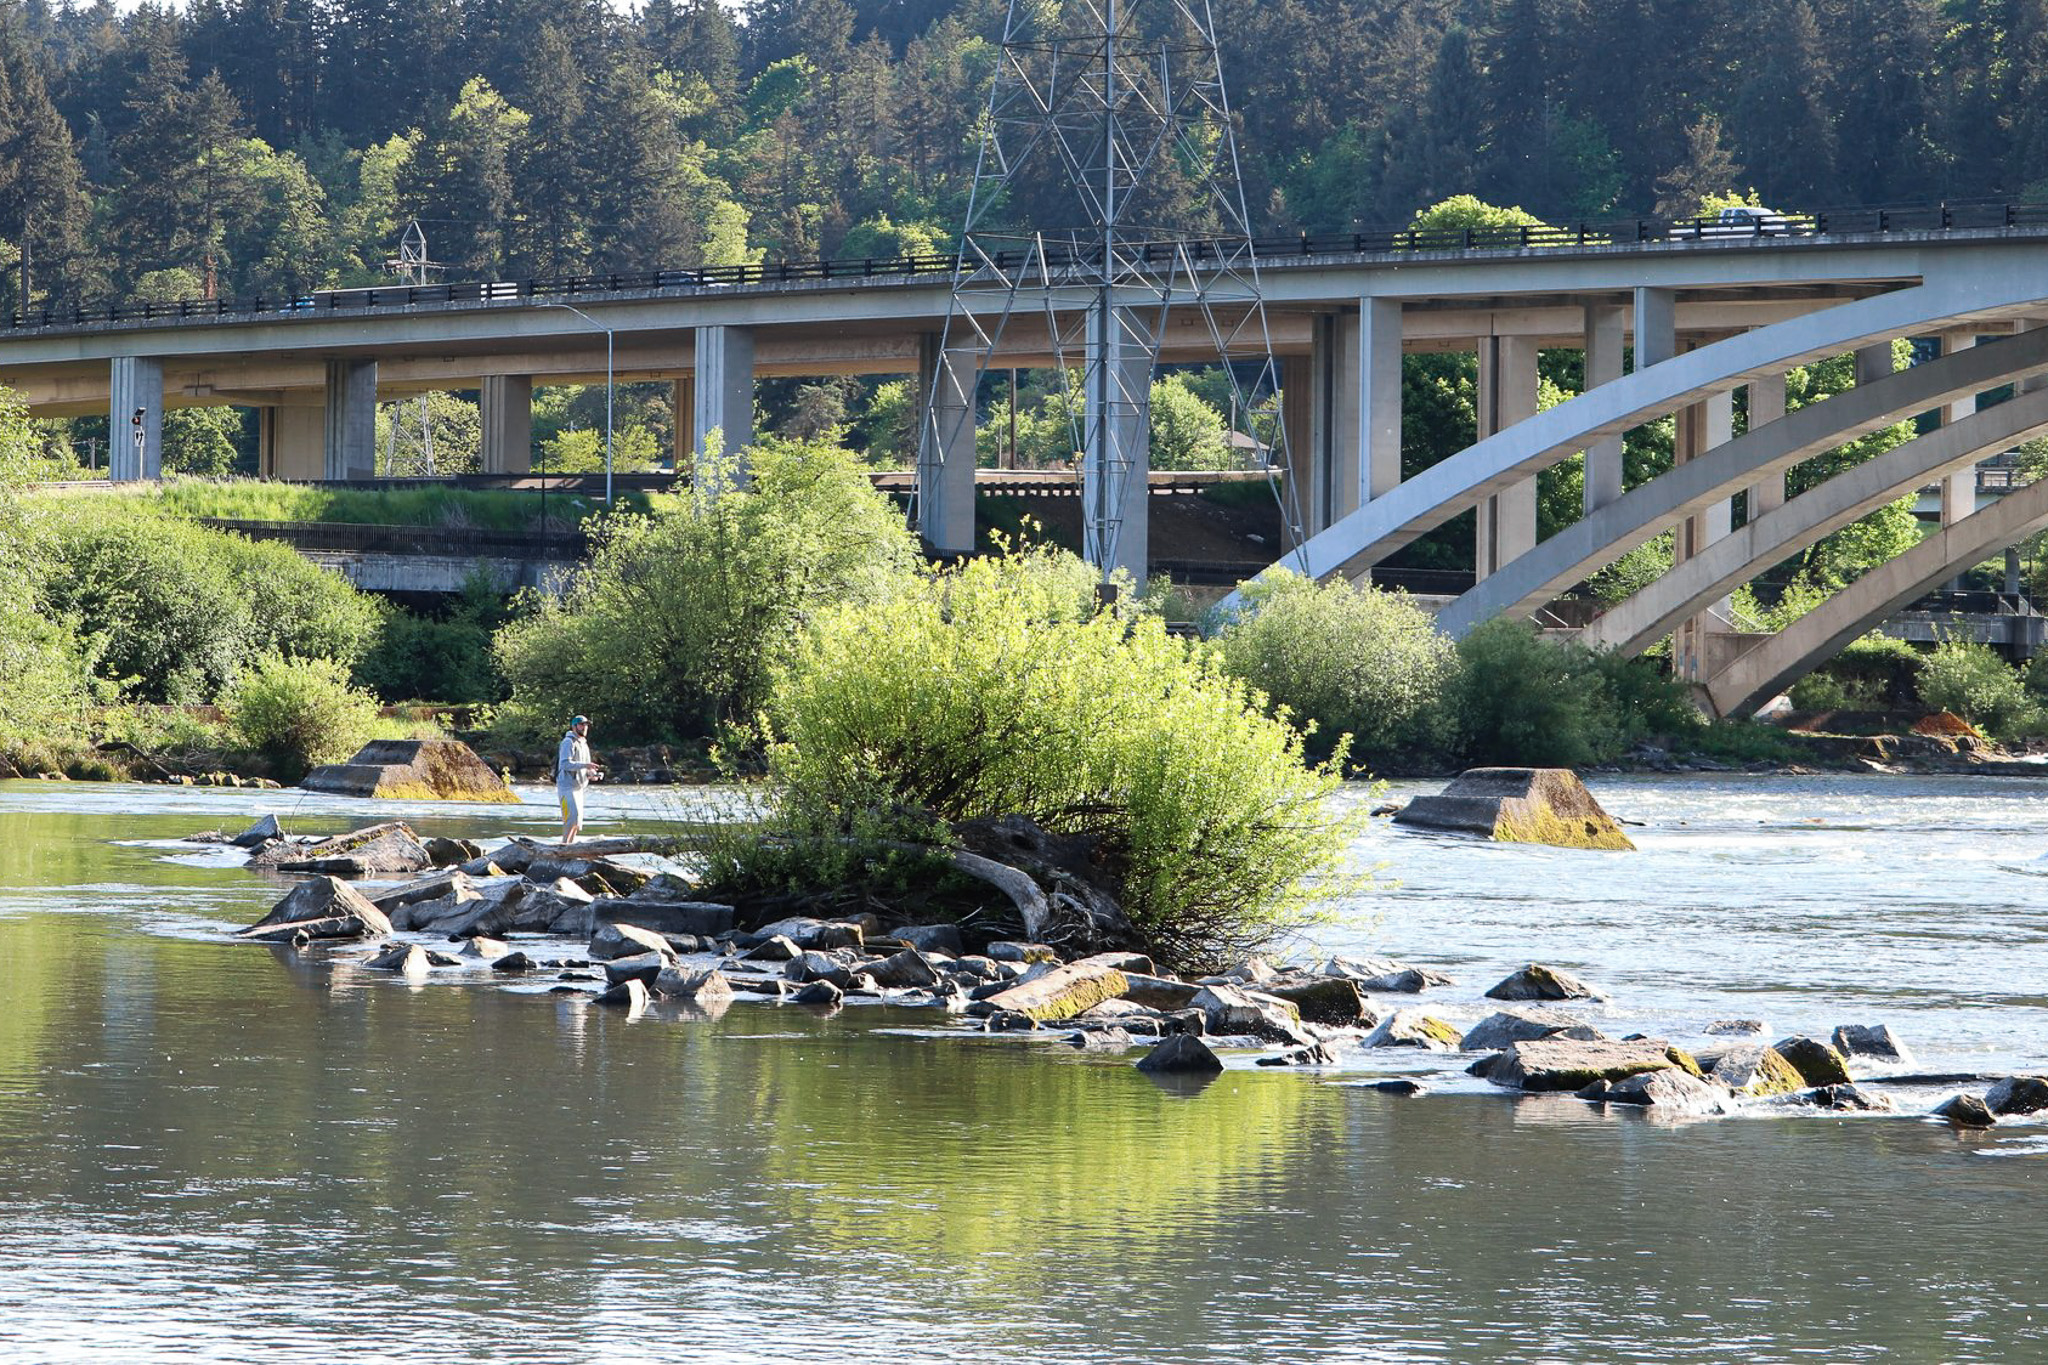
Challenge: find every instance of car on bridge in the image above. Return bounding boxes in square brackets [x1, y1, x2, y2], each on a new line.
[1672, 205, 1794, 239]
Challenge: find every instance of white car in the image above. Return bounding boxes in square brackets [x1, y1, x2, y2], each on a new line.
[1675, 205, 1792, 238]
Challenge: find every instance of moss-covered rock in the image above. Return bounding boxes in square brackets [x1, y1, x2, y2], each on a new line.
[1774, 1035, 1854, 1086]
[982, 957, 1132, 1023]
[1706, 1044, 1805, 1097]
[1392, 767, 1634, 851]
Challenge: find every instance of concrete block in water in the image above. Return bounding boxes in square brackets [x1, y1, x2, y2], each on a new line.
[301, 739, 517, 803]
[1393, 767, 1634, 850]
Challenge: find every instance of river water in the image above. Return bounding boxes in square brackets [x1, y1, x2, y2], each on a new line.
[0, 774, 2044, 1363]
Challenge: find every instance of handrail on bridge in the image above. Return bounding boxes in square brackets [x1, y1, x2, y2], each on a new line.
[12, 200, 2048, 333]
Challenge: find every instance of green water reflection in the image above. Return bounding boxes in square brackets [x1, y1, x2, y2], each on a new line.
[2, 784, 2048, 1363]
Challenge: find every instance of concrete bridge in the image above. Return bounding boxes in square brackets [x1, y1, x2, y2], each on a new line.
[9, 203, 2048, 707]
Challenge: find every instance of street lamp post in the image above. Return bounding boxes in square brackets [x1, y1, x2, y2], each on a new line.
[535, 302, 614, 504]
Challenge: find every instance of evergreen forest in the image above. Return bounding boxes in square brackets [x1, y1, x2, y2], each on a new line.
[0, 0, 2045, 315]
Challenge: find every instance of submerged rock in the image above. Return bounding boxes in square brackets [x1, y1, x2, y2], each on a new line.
[1706, 1019, 1767, 1036]
[1392, 767, 1635, 851]
[1934, 1093, 1996, 1128]
[1484, 964, 1608, 1003]
[1256, 1041, 1339, 1067]
[300, 739, 517, 803]
[1808, 1084, 1896, 1112]
[1136, 1034, 1224, 1074]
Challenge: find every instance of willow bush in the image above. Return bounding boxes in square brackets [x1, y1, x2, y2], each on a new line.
[1214, 569, 1459, 767]
[494, 438, 922, 743]
[729, 548, 1363, 972]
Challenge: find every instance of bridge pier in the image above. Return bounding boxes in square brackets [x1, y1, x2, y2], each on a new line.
[1474, 335, 1538, 580]
[480, 375, 533, 474]
[672, 377, 694, 474]
[258, 403, 326, 480]
[694, 324, 754, 491]
[324, 359, 378, 480]
[1582, 304, 1627, 513]
[916, 335, 978, 555]
[107, 356, 162, 480]
[1746, 373, 1787, 517]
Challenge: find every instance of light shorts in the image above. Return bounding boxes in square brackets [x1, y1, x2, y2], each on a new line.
[558, 785, 585, 828]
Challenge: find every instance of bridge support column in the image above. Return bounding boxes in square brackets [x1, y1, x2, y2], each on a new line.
[1282, 355, 1313, 551]
[694, 325, 755, 492]
[1082, 306, 1150, 587]
[1475, 335, 1538, 580]
[1746, 373, 1787, 518]
[917, 334, 978, 555]
[1306, 312, 1360, 533]
[1583, 304, 1627, 513]
[672, 377, 694, 474]
[1363, 297, 1403, 506]
[107, 357, 163, 481]
[1941, 335, 1980, 528]
[323, 359, 378, 480]
[1632, 288, 1676, 370]
[258, 403, 326, 480]
[480, 375, 532, 474]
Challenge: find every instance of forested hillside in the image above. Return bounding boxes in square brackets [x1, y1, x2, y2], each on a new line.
[0, 0, 2044, 312]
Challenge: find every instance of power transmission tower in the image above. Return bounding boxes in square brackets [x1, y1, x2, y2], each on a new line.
[382, 220, 448, 476]
[915, 0, 1302, 592]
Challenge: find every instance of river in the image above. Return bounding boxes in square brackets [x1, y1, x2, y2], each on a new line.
[0, 774, 2043, 1363]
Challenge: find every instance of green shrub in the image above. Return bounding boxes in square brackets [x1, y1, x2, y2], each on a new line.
[355, 573, 514, 703]
[1214, 569, 1458, 766]
[32, 501, 377, 702]
[1792, 633, 1924, 710]
[1450, 619, 1623, 767]
[720, 549, 1362, 973]
[224, 654, 380, 776]
[1916, 638, 2038, 737]
[493, 438, 922, 743]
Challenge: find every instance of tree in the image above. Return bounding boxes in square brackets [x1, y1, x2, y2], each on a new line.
[399, 78, 527, 279]
[1654, 115, 1743, 220]
[161, 406, 249, 477]
[1148, 374, 1232, 471]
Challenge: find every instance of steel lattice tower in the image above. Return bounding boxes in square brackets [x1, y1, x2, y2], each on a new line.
[915, 0, 1302, 589]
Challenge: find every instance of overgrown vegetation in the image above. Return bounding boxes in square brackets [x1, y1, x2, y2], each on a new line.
[703, 548, 1363, 973]
[492, 438, 922, 743]
[224, 654, 382, 778]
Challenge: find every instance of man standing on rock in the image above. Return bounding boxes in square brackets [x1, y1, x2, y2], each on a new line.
[556, 714, 604, 845]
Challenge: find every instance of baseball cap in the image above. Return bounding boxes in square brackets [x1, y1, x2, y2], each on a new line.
[570, 714, 589, 726]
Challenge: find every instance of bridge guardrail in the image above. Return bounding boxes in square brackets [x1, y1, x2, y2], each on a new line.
[14, 201, 2048, 332]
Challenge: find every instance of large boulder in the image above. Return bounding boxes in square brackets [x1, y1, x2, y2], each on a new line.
[1984, 1075, 2048, 1116]
[300, 739, 517, 803]
[1830, 1023, 1913, 1066]
[589, 898, 735, 939]
[1475, 1037, 1688, 1092]
[589, 922, 681, 963]
[229, 814, 283, 849]
[981, 956, 1133, 1023]
[749, 917, 865, 951]
[1485, 964, 1608, 1002]
[1705, 1044, 1806, 1098]
[1392, 767, 1635, 851]
[1188, 984, 1309, 1043]
[1586, 1067, 1733, 1116]
[1264, 975, 1375, 1026]
[1459, 1007, 1600, 1052]
[1773, 1035, 1854, 1087]
[1120, 973, 1202, 1012]
[1364, 1009, 1461, 1051]
[1934, 1093, 1996, 1127]
[238, 875, 393, 942]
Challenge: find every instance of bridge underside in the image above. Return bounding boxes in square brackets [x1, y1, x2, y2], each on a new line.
[10, 230, 2048, 698]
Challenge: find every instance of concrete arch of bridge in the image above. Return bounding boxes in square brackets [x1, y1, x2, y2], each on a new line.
[1706, 472, 2048, 717]
[1237, 263, 2048, 602]
[1583, 384, 2048, 656]
[1430, 326, 2048, 640]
